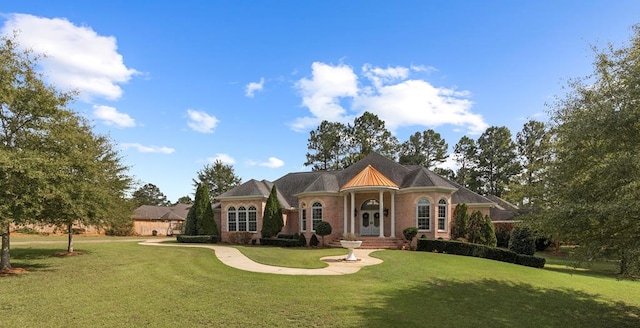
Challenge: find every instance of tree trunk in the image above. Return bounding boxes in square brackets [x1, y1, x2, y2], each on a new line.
[67, 223, 74, 253]
[1, 224, 12, 270]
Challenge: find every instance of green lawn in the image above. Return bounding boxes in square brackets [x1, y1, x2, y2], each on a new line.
[2, 240, 639, 327]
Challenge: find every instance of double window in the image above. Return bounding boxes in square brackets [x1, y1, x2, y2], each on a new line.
[227, 206, 257, 232]
[417, 198, 430, 230]
[311, 202, 323, 231]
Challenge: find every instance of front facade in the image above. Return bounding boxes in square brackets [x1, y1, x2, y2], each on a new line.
[216, 153, 496, 243]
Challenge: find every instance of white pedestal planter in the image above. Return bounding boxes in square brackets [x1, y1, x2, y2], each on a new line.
[340, 240, 363, 261]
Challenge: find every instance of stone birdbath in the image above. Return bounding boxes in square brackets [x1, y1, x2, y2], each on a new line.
[340, 233, 363, 261]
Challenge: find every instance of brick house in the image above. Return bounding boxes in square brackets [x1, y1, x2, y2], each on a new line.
[216, 152, 503, 244]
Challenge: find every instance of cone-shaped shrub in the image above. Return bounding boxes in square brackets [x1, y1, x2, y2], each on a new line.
[482, 214, 497, 247]
[183, 183, 217, 236]
[261, 185, 283, 238]
[509, 225, 536, 255]
[451, 204, 469, 240]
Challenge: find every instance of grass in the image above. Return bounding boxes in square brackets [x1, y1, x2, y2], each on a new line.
[2, 239, 639, 327]
[233, 245, 347, 268]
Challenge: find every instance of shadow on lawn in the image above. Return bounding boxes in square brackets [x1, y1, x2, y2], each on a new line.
[355, 278, 640, 328]
[8, 247, 92, 273]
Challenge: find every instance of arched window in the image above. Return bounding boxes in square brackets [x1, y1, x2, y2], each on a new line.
[417, 198, 430, 230]
[300, 203, 307, 232]
[228, 206, 237, 232]
[438, 199, 447, 231]
[312, 202, 323, 231]
[248, 206, 257, 232]
[238, 206, 247, 232]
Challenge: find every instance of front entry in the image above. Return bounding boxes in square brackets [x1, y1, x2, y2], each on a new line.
[360, 210, 381, 236]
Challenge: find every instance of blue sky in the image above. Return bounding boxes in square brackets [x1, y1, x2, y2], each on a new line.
[1, 1, 639, 202]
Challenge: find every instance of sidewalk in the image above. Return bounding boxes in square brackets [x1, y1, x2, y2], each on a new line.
[139, 239, 383, 275]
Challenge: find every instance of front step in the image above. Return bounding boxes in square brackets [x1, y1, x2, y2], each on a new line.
[327, 236, 405, 249]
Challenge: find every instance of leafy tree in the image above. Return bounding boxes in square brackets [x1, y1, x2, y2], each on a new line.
[508, 226, 536, 255]
[507, 119, 552, 209]
[175, 195, 193, 205]
[476, 126, 521, 197]
[194, 160, 241, 202]
[131, 183, 170, 207]
[315, 221, 332, 247]
[261, 185, 283, 238]
[182, 183, 217, 236]
[453, 136, 481, 192]
[433, 167, 455, 180]
[0, 34, 76, 270]
[399, 129, 448, 168]
[304, 120, 349, 170]
[540, 25, 640, 276]
[346, 111, 398, 165]
[38, 116, 133, 252]
[450, 204, 469, 240]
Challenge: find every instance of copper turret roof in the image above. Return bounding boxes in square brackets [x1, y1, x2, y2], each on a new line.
[341, 164, 399, 190]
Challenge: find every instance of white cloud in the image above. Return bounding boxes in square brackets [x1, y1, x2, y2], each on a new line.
[291, 62, 359, 131]
[187, 109, 219, 133]
[245, 78, 265, 98]
[292, 62, 488, 135]
[93, 105, 135, 128]
[248, 157, 285, 169]
[207, 153, 235, 165]
[120, 143, 175, 154]
[1, 14, 138, 101]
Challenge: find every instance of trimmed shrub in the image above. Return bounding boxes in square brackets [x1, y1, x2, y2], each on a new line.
[509, 226, 536, 255]
[403, 227, 419, 250]
[177, 235, 219, 243]
[228, 232, 253, 244]
[277, 234, 295, 239]
[481, 214, 497, 247]
[515, 254, 546, 268]
[416, 239, 544, 269]
[310, 234, 319, 247]
[298, 233, 307, 247]
[467, 211, 485, 244]
[535, 237, 553, 251]
[259, 238, 299, 247]
[315, 221, 332, 247]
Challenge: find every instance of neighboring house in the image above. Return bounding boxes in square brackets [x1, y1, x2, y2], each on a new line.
[216, 152, 501, 244]
[132, 203, 191, 236]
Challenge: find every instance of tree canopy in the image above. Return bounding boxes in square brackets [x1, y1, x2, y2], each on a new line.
[536, 25, 640, 276]
[194, 160, 241, 202]
[131, 183, 170, 207]
[399, 129, 448, 168]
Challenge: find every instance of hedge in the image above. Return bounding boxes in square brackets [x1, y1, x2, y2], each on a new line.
[417, 239, 545, 269]
[259, 238, 300, 247]
[176, 235, 219, 244]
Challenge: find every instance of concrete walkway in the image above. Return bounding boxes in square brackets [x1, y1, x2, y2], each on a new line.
[139, 239, 383, 275]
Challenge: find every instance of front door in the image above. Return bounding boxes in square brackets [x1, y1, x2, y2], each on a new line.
[360, 211, 381, 236]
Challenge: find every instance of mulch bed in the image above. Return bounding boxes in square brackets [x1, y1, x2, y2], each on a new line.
[0, 267, 28, 277]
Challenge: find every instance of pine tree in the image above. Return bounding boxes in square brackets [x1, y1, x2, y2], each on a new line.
[261, 185, 283, 238]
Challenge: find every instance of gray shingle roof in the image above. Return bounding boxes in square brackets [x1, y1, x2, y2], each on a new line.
[219, 152, 494, 209]
[132, 204, 190, 221]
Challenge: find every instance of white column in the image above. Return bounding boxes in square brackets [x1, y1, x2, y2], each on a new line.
[390, 191, 396, 237]
[379, 190, 384, 238]
[343, 194, 348, 234]
[350, 192, 356, 234]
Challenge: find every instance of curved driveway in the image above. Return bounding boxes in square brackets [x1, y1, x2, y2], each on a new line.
[139, 239, 383, 275]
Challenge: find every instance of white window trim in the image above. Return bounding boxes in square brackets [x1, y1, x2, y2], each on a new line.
[311, 201, 323, 232]
[437, 199, 447, 232]
[416, 198, 431, 232]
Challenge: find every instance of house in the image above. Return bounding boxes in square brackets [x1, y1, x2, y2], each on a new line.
[216, 152, 504, 244]
[132, 203, 190, 236]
